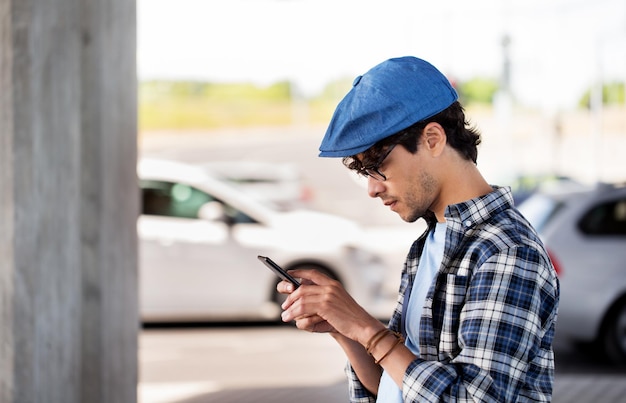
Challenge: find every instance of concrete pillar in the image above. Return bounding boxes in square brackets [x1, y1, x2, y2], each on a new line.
[0, 0, 138, 401]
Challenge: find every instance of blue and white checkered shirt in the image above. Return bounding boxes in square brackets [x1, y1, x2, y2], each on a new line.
[347, 186, 560, 402]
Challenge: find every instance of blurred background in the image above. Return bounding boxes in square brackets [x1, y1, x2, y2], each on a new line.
[137, 0, 626, 184]
[135, 1, 626, 402]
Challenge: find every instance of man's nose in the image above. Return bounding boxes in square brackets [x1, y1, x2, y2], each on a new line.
[367, 176, 385, 198]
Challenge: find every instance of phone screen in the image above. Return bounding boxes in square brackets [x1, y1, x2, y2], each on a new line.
[257, 255, 300, 289]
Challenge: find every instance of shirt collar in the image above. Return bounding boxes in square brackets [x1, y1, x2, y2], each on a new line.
[444, 185, 513, 230]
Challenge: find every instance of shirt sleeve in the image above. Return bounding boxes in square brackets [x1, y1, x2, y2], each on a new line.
[401, 245, 558, 402]
[345, 362, 377, 403]
[344, 269, 408, 403]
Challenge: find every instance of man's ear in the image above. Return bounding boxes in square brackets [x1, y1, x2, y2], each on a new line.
[422, 122, 447, 157]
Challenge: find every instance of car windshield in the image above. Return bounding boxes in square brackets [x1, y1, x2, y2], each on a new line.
[517, 193, 561, 234]
[138, 158, 286, 223]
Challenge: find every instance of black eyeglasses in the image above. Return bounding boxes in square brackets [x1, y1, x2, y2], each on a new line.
[357, 143, 397, 181]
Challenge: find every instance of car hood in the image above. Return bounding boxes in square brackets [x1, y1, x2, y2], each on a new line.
[234, 209, 364, 252]
[273, 209, 359, 233]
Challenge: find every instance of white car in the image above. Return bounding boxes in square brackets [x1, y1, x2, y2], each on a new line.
[138, 158, 392, 322]
[517, 181, 626, 364]
[201, 160, 313, 210]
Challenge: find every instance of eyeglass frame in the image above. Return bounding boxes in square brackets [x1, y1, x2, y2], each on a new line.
[357, 143, 398, 181]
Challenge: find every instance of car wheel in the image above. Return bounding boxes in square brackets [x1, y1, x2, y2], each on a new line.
[601, 297, 626, 365]
[271, 263, 339, 320]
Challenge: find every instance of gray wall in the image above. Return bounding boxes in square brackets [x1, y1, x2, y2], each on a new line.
[0, 0, 138, 402]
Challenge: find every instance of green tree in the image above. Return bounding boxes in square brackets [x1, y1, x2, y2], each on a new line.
[578, 81, 625, 108]
[457, 77, 499, 105]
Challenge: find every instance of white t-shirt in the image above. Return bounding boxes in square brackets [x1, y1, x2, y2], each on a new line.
[376, 222, 446, 403]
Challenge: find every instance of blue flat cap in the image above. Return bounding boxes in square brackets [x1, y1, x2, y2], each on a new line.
[319, 56, 458, 157]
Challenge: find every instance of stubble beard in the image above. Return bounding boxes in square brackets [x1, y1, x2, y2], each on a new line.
[398, 171, 437, 223]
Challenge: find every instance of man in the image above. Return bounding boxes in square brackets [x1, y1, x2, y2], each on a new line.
[278, 56, 559, 402]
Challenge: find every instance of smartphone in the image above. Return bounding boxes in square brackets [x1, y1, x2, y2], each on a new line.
[257, 255, 300, 289]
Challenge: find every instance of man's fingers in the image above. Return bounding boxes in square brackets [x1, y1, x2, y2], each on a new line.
[287, 269, 333, 285]
[276, 280, 295, 294]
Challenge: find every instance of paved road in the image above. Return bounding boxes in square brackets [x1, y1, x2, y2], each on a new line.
[138, 324, 626, 403]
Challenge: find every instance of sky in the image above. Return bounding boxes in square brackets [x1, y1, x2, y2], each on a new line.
[137, 0, 626, 111]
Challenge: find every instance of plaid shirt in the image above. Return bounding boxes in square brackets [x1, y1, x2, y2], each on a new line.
[347, 187, 559, 402]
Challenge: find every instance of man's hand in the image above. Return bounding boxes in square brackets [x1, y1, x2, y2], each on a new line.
[277, 269, 381, 345]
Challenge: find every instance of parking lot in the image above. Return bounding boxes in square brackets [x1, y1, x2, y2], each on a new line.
[139, 122, 626, 402]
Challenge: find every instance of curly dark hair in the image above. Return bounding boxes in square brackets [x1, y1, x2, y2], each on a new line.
[342, 101, 481, 172]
